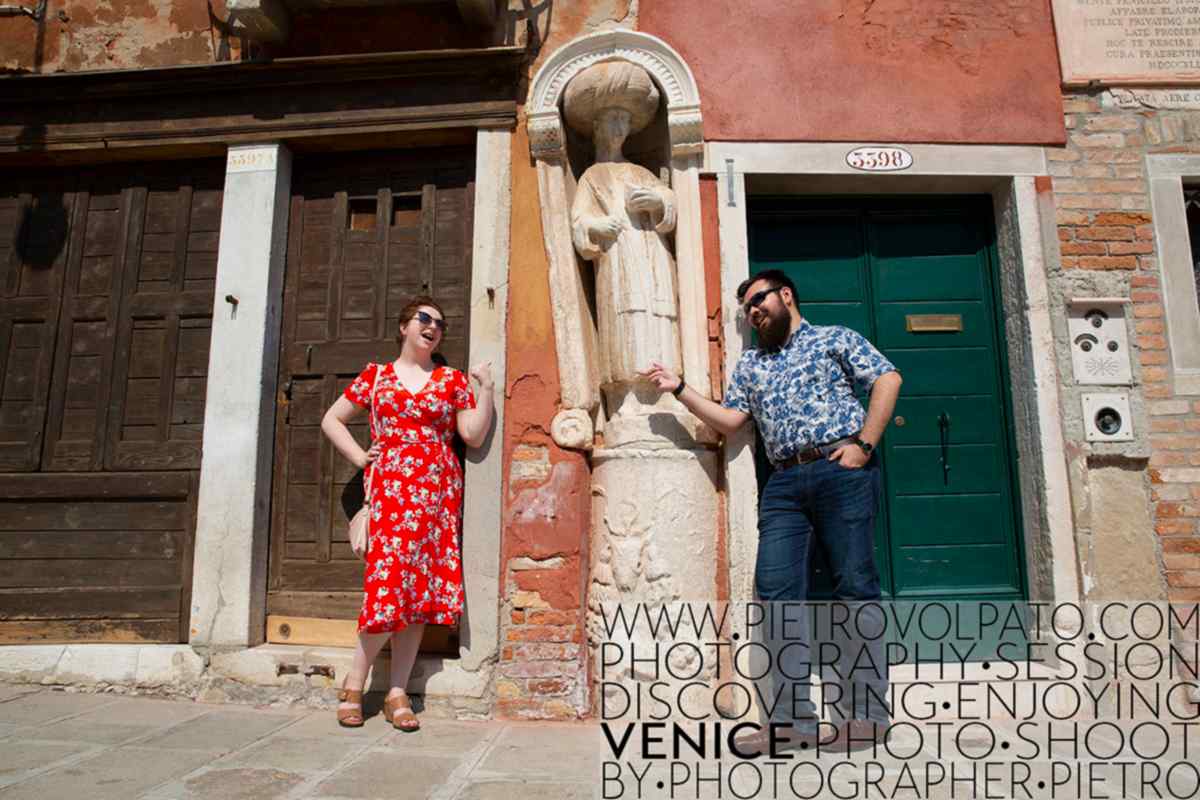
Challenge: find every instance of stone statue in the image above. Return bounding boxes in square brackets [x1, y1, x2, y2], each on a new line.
[564, 61, 682, 424]
[534, 46, 719, 720]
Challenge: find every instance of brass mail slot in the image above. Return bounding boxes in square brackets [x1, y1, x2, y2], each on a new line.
[906, 313, 963, 333]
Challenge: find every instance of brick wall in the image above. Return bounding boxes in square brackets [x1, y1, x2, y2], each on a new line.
[494, 445, 590, 719]
[1051, 91, 1200, 611]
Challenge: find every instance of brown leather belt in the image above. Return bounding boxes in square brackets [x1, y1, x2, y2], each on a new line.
[775, 436, 858, 469]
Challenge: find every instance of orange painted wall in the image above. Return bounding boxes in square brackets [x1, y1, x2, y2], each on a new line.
[492, 0, 642, 720]
[639, 0, 1066, 145]
[494, 119, 592, 720]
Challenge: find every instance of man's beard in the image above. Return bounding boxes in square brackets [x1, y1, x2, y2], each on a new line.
[757, 308, 791, 350]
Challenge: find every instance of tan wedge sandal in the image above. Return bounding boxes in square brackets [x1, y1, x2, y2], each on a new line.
[336, 684, 365, 728]
[384, 689, 420, 732]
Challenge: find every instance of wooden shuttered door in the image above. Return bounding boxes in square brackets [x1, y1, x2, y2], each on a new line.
[0, 163, 222, 644]
[268, 149, 473, 651]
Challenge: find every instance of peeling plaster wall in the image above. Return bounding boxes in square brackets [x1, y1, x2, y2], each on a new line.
[495, 118, 593, 720]
[492, 0, 641, 720]
[1, 0, 214, 73]
[638, 0, 1065, 145]
[0, 0, 521, 73]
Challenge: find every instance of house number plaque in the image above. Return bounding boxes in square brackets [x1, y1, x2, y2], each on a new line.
[846, 146, 913, 172]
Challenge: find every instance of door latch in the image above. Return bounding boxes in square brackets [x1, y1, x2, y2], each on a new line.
[282, 378, 294, 423]
[937, 412, 951, 487]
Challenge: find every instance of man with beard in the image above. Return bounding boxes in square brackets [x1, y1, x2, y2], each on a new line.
[640, 268, 902, 751]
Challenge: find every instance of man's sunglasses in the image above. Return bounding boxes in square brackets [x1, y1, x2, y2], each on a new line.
[414, 310, 446, 332]
[741, 286, 781, 317]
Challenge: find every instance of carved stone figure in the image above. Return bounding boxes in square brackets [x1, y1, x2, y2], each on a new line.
[529, 35, 719, 720]
[564, 61, 682, 423]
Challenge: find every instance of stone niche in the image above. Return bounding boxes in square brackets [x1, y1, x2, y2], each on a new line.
[526, 30, 718, 715]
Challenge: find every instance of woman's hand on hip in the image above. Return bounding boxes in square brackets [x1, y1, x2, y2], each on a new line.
[357, 441, 382, 470]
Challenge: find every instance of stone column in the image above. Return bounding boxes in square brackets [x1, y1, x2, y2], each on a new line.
[190, 143, 292, 649]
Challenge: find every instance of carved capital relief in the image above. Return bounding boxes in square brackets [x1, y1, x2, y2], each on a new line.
[526, 111, 565, 162]
[668, 104, 704, 157]
[551, 409, 594, 450]
[527, 30, 709, 437]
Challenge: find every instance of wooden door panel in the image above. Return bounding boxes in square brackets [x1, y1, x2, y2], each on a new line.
[0, 471, 197, 644]
[43, 179, 130, 472]
[0, 181, 73, 472]
[269, 149, 474, 651]
[0, 161, 221, 644]
[103, 169, 222, 472]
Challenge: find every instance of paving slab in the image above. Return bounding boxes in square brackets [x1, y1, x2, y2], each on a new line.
[475, 723, 604, 780]
[216, 735, 366, 774]
[454, 780, 595, 800]
[0, 691, 117, 725]
[0, 745, 215, 800]
[0, 740, 94, 784]
[0, 686, 38, 704]
[139, 709, 300, 753]
[314, 750, 459, 800]
[276, 709, 395, 742]
[153, 766, 309, 800]
[35, 719, 160, 745]
[0, 723, 26, 739]
[68, 696, 208, 728]
[373, 720, 495, 755]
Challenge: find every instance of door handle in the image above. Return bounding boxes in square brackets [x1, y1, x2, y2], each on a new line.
[937, 412, 951, 486]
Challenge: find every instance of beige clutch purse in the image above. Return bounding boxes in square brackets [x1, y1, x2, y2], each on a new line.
[348, 364, 381, 561]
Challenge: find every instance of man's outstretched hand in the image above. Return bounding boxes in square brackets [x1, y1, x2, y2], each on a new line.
[638, 360, 682, 394]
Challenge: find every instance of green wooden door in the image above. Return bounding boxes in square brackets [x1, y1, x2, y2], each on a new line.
[748, 197, 1027, 602]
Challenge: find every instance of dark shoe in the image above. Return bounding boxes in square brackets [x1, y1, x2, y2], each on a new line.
[733, 724, 819, 757]
[838, 719, 887, 752]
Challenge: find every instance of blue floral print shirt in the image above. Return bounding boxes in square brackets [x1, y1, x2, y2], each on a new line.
[722, 320, 896, 465]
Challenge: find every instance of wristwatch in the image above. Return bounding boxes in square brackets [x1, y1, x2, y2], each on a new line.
[671, 380, 686, 397]
[853, 436, 874, 455]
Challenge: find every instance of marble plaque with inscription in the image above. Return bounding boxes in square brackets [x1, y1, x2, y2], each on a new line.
[1053, 0, 1200, 85]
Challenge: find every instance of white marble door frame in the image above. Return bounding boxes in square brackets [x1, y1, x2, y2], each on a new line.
[705, 141, 1080, 619]
[189, 130, 510, 698]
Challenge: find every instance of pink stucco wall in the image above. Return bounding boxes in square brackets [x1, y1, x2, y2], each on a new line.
[639, 0, 1066, 145]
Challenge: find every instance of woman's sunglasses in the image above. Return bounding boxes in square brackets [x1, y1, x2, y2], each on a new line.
[414, 310, 446, 332]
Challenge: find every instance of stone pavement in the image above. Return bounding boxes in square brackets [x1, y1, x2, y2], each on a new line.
[0, 685, 601, 800]
[3, 684, 1198, 800]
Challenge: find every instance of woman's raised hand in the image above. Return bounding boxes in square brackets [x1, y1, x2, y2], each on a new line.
[470, 361, 494, 391]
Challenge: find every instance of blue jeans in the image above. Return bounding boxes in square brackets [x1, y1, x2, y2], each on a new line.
[755, 457, 890, 728]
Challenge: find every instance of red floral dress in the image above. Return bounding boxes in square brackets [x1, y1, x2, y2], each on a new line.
[344, 362, 475, 634]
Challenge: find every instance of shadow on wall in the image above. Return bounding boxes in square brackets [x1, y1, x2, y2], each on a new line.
[14, 183, 70, 271]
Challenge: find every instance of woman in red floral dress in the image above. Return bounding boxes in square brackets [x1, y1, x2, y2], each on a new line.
[321, 297, 493, 731]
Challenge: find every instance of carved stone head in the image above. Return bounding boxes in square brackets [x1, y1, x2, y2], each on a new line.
[563, 61, 661, 139]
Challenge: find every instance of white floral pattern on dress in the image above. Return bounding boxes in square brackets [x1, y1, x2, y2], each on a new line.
[344, 362, 475, 633]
